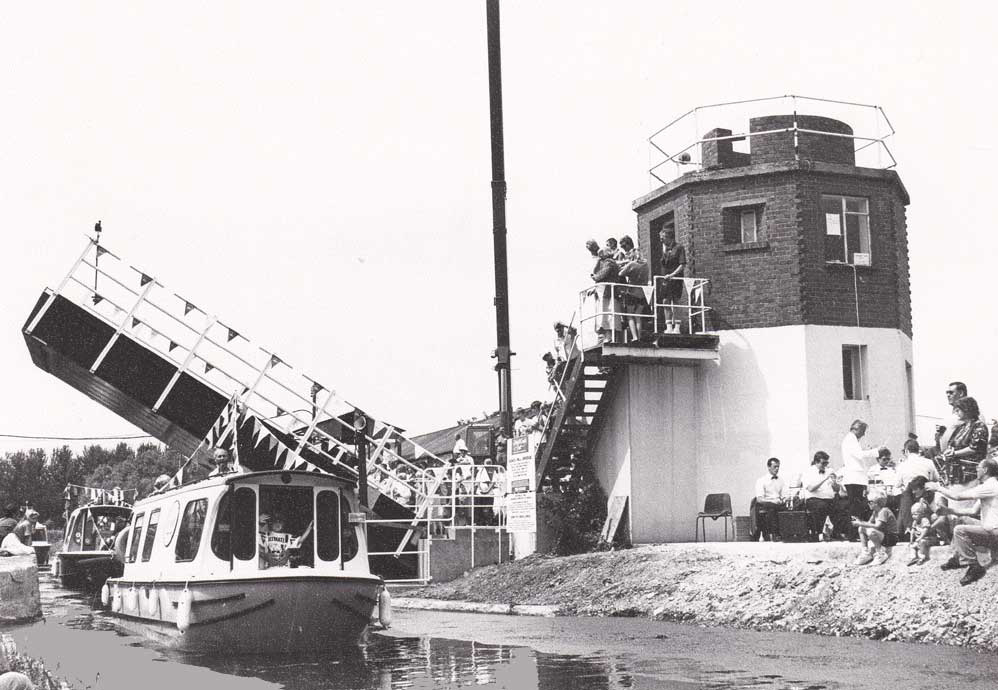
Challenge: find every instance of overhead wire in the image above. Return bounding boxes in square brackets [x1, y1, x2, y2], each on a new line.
[0, 433, 155, 441]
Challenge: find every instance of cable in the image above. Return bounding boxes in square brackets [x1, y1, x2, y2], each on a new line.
[0, 433, 155, 441]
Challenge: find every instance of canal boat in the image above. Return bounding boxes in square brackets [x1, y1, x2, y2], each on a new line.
[101, 468, 388, 654]
[56, 499, 132, 590]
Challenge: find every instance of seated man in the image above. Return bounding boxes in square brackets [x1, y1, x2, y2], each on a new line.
[802, 451, 849, 540]
[868, 448, 902, 517]
[754, 457, 787, 541]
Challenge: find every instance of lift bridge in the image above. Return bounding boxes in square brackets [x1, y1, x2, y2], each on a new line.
[22, 238, 506, 583]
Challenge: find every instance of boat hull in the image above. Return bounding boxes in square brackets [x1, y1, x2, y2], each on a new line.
[56, 552, 122, 590]
[105, 575, 382, 654]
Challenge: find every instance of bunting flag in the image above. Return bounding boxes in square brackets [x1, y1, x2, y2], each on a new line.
[270, 354, 283, 367]
[92, 294, 104, 306]
[168, 340, 179, 352]
[184, 301, 197, 316]
[204, 361, 214, 374]
[310, 381, 323, 396]
[413, 443, 427, 460]
[227, 328, 239, 342]
[641, 285, 655, 304]
[682, 278, 697, 298]
[207, 394, 241, 450]
[275, 406, 285, 417]
[132, 317, 141, 328]
[140, 273, 153, 286]
[96, 246, 108, 257]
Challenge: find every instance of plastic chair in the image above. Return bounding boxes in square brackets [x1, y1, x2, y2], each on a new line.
[695, 493, 733, 542]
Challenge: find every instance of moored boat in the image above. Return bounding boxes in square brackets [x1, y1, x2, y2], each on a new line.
[102, 468, 387, 654]
[56, 496, 132, 590]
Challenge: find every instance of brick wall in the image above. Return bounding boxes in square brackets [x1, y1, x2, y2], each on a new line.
[634, 164, 911, 335]
[750, 115, 855, 166]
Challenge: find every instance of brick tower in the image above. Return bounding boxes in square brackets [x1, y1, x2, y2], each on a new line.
[619, 103, 912, 539]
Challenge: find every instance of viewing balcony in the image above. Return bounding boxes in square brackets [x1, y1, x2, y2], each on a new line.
[577, 276, 719, 365]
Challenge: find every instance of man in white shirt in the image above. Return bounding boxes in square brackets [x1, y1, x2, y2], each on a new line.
[840, 420, 887, 536]
[208, 447, 235, 477]
[754, 457, 787, 541]
[803, 451, 847, 540]
[929, 457, 998, 586]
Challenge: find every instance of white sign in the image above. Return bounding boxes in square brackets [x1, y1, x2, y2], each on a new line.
[506, 433, 536, 494]
[505, 492, 537, 533]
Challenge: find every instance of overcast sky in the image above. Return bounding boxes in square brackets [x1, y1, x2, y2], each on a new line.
[1, 2, 995, 453]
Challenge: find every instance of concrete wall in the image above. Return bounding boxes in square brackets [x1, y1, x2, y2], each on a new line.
[587, 324, 912, 543]
[422, 528, 508, 584]
[0, 556, 40, 622]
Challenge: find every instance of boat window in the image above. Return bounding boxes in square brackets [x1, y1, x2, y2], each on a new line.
[211, 488, 257, 562]
[175, 499, 208, 563]
[82, 511, 99, 551]
[127, 513, 145, 564]
[66, 513, 82, 552]
[341, 496, 359, 563]
[161, 500, 181, 547]
[258, 486, 314, 569]
[315, 491, 340, 562]
[141, 509, 160, 562]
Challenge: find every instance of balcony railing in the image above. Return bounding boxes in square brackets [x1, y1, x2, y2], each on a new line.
[577, 276, 712, 351]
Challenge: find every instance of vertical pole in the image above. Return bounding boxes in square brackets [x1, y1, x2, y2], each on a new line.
[357, 427, 369, 508]
[487, 0, 513, 437]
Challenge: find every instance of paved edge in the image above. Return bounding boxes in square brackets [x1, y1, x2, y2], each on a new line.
[392, 597, 560, 618]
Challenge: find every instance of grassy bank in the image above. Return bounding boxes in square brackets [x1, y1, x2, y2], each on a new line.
[413, 542, 998, 650]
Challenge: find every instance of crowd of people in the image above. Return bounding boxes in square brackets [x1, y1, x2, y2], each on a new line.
[752, 381, 998, 586]
[583, 230, 687, 344]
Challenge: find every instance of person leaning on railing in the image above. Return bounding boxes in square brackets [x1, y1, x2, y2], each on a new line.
[659, 228, 686, 333]
[618, 235, 649, 343]
[590, 246, 621, 340]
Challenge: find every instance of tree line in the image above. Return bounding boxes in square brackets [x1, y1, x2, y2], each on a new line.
[0, 443, 207, 527]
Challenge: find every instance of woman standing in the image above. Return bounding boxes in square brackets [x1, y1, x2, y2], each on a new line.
[618, 235, 649, 343]
[941, 396, 988, 486]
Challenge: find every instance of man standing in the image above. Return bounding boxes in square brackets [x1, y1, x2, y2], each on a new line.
[754, 457, 786, 541]
[840, 420, 886, 535]
[929, 457, 998, 586]
[659, 228, 687, 333]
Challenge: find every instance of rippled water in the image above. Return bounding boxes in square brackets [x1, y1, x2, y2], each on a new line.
[3, 574, 998, 690]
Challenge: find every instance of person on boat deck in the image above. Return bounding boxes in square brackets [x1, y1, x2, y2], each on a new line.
[13, 510, 39, 547]
[258, 512, 312, 569]
[209, 447, 235, 477]
[0, 505, 18, 542]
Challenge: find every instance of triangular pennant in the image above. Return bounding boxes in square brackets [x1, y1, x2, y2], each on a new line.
[682, 278, 696, 295]
[184, 301, 196, 316]
[372, 419, 387, 436]
[227, 328, 238, 342]
[168, 340, 179, 352]
[96, 246, 108, 257]
[413, 443, 427, 460]
[310, 381, 323, 396]
[276, 406, 285, 417]
[132, 317, 141, 328]
[91, 294, 104, 306]
[270, 355, 283, 367]
[204, 361, 214, 374]
[641, 285, 655, 304]
[140, 273, 153, 286]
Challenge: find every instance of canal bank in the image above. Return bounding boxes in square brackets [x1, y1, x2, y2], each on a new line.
[408, 542, 998, 650]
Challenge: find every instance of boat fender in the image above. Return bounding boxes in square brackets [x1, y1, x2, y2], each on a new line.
[143, 587, 160, 618]
[124, 586, 138, 614]
[378, 587, 393, 629]
[176, 588, 193, 633]
[100, 582, 110, 608]
[111, 585, 122, 613]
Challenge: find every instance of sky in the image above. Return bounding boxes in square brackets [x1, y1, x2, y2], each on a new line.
[0, 2, 996, 454]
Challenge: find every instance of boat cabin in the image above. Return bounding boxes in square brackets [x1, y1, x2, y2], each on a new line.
[120, 470, 370, 580]
[64, 504, 132, 553]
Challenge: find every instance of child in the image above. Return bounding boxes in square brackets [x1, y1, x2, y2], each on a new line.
[851, 489, 898, 565]
[906, 501, 933, 566]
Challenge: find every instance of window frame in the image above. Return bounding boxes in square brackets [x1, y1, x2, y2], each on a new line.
[140, 508, 160, 562]
[739, 209, 758, 243]
[174, 498, 208, 563]
[842, 344, 868, 401]
[823, 194, 871, 265]
[127, 512, 145, 564]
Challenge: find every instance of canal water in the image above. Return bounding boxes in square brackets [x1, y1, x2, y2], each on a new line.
[3, 573, 998, 690]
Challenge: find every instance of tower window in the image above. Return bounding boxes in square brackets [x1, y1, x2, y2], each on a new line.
[823, 195, 870, 265]
[842, 345, 868, 400]
[740, 209, 758, 243]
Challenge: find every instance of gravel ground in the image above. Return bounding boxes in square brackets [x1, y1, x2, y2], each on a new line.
[412, 542, 998, 650]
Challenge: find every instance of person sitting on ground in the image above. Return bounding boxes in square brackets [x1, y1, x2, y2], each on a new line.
[209, 447, 235, 477]
[0, 528, 34, 556]
[754, 457, 787, 541]
[928, 456, 998, 586]
[896, 436, 939, 537]
[852, 488, 898, 565]
[0, 505, 18, 542]
[906, 502, 934, 566]
[802, 451, 848, 540]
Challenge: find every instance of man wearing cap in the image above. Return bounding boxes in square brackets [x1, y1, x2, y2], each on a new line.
[13, 509, 39, 547]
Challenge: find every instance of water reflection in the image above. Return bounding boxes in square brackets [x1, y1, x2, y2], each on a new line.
[4, 574, 882, 690]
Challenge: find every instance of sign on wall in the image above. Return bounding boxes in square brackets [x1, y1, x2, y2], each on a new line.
[505, 493, 537, 533]
[506, 433, 536, 494]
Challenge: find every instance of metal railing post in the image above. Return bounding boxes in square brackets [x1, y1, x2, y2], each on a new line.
[26, 239, 94, 336]
[89, 280, 158, 373]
